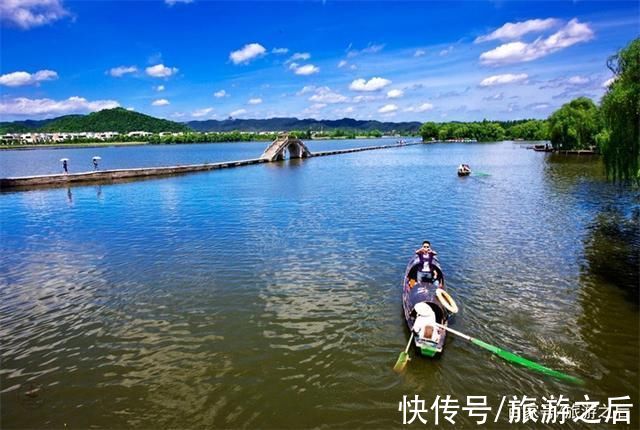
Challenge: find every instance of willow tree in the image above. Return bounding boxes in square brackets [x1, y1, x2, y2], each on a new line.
[600, 38, 640, 183]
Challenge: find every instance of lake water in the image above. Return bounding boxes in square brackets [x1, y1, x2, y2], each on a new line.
[0, 138, 404, 177]
[1, 140, 638, 428]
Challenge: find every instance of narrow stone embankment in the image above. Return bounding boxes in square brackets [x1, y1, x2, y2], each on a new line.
[0, 142, 417, 191]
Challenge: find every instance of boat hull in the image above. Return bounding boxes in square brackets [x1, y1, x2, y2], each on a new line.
[401, 256, 451, 357]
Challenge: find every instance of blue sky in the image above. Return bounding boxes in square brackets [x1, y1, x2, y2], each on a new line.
[0, 0, 637, 122]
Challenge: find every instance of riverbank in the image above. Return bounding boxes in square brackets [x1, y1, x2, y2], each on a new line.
[0, 141, 148, 150]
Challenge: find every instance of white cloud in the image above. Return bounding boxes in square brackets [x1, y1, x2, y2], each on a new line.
[292, 64, 319, 75]
[386, 89, 404, 99]
[414, 49, 427, 57]
[404, 103, 434, 112]
[214, 89, 227, 98]
[352, 94, 379, 103]
[602, 76, 617, 88]
[378, 104, 398, 113]
[337, 60, 348, 68]
[0, 69, 58, 87]
[229, 43, 266, 64]
[361, 44, 384, 54]
[248, 98, 263, 105]
[109, 66, 137, 78]
[297, 85, 316, 95]
[155, 85, 165, 92]
[415, 103, 434, 112]
[480, 19, 594, 65]
[192, 107, 214, 117]
[146, 64, 178, 78]
[152, 98, 170, 106]
[567, 75, 589, 85]
[272, 47, 289, 54]
[480, 73, 529, 87]
[126, 107, 135, 111]
[302, 103, 327, 117]
[349, 77, 391, 92]
[336, 106, 354, 115]
[475, 18, 560, 43]
[230, 108, 247, 117]
[439, 46, 453, 56]
[531, 103, 550, 110]
[0, 0, 70, 29]
[0, 96, 119, 117]
[165, 0, 193, 5]
[482, 92, 505, 101]
[308, 87, 348, 104]
[347, 44, 384, 58]
[289, 52, 311, 62]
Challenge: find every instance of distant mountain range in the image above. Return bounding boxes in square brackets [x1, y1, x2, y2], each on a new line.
[1, 108, 422, 134]
[186, 117, 422, 133]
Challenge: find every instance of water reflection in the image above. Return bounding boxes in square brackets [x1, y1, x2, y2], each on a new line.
[0, 141, 638, 428]
[577, 207, 640, 423]
[583, 208, 639, 303]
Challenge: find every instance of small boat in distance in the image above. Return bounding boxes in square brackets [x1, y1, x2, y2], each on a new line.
[532, 143, 553, 152]
[401, 254, 458, 357]
[457, 164, 471, 176]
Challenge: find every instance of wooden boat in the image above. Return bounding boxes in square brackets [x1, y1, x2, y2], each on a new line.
[457, 164, 471, 176]
[533, 143, 553, 152]
[401, 254, 458, 357]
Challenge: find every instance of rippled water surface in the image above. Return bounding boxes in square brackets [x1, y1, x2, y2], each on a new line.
[1, 140, 638, 428]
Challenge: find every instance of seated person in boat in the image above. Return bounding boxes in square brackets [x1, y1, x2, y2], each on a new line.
[413, 302, 440, 343]
[415, 241, 439, 284]
[458, 164, 471, 174]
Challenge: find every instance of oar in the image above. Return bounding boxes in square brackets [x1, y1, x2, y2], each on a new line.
[436, 323, 584, 385]
[472, 172, 490, 177]
[393, 332, 414, 372]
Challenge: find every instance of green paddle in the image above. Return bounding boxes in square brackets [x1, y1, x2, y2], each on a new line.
[393, 332, 414, 373]
[436, 323, 584, 385]
[472, 172, 491, 177]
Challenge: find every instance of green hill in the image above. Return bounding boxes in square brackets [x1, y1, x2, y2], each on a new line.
[0, 108, 190, 133]
[40, 108, 190, 133]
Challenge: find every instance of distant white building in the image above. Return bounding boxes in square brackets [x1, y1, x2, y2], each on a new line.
[127, 131, 152, 137]
[1, 133, 20, 142]
[99, 131, 120, 140]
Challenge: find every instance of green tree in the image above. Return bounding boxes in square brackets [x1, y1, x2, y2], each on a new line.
[508, 120, 549, 140]
[599, 38, 640, 183]
[548, 97, 601, 150]
[419, 122, 439, 141]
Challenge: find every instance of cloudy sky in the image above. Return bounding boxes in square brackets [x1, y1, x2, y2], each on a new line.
[0, 0, 637, 122]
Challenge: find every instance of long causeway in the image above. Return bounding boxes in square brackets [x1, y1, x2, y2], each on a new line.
[0, 142, 417, 191]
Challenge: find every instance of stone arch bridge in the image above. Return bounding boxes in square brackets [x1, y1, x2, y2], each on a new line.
[260, 134, 312, 162]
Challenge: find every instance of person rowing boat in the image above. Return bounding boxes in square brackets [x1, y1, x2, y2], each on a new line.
[457, 164, 471, 176]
